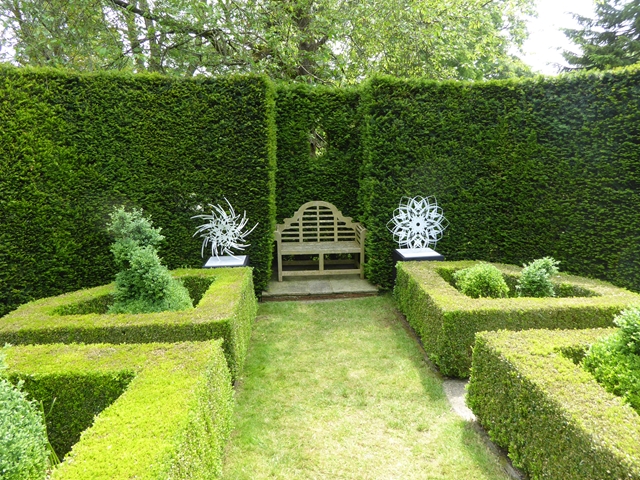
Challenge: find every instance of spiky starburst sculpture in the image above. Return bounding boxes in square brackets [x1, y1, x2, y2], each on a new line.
[192, 198, 258, 258]
[387, 196, 448, 249]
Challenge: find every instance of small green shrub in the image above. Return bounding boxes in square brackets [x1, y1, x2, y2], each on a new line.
[516, 256, 560, 298]
[0, 352, 48, 480]
[452, 263, 509, 298]
[107, 207, 192, 314]
[583, 307, 640, 413]
[615, 306, 640, 354]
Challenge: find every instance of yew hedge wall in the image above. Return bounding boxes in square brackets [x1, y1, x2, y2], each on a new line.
[360, 70, 640, 290]
[2, 66, 640, 312]
[274, 83, 363, 221]
[0, 66, 275, 316]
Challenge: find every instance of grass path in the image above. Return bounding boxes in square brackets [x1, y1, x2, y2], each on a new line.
[222, 296, 511, 480]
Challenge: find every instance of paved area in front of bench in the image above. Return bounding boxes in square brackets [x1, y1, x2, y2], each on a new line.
[261, 274, 378, 300]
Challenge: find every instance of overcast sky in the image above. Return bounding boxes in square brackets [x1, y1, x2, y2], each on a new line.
[520, 0, 597, 75]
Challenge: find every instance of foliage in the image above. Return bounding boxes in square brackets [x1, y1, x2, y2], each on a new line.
[563, 0, 640, 71]
[615, 305, 640, 354]
[0, 352, 48, 480]
[274, 84, 363, 221]
[360, 72, 640, 291]
[0, 268, 257, 381]
[5, 341, 233, 480]
[516, 256, 560, 298]
[107, 207, 192, 314]
[394, 260, 640, 378]
[582, 307, 640, 413]
[583, 328, 640, 414]
[0, 67, 275, 316]
[453, 263, 509, 298]
[467, 328, 640, 479]
[0, 0, 535, 83]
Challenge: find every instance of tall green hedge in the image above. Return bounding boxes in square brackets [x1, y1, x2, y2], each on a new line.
[274, 83, 363, 221]
[0, 66, 275, 315]
[360, 70, 640, 290]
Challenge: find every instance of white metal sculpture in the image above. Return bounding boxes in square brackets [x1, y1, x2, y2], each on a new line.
[387, 196, 448, 249]
[192, 198, 258, 258]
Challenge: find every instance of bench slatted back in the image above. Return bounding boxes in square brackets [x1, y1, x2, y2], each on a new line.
[276, 201, 359, 243]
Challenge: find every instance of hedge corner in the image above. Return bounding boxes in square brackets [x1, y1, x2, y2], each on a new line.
[5, 340, 233, 480]
[467, 327, 640, 479]
[394, 260, 640, 378]
[0, 267, 258, 381]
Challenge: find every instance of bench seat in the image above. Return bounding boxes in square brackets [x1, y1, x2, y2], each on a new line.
[278, 241, 361, 255]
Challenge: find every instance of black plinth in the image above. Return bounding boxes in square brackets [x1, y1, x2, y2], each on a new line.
[203, 255, 249, 269]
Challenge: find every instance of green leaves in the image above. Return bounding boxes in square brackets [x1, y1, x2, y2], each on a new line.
[0, 375, 48, 480]
[0, 0, 534, 82]
[106, 206, 192, 314]
[563, 0, 640, 71]
[516, 256, 560, 298]
[453, 263, 509, 299]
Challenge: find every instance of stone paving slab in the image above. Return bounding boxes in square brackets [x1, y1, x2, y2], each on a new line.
[261, 274, 378, 299]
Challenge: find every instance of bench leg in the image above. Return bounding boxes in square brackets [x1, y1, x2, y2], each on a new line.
[319, 253, 324, 273]
[277, 246, 283, 282]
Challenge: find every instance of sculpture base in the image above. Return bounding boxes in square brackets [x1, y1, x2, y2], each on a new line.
[393, 248, 445, 262]
[203, 255, 248, 268]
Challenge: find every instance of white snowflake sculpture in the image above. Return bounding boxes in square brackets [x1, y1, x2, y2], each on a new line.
[387, 196, 448, 249]
[192, 198, 258, 258]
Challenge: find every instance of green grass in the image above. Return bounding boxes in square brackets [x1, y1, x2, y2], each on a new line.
[222, 296, 512, 479]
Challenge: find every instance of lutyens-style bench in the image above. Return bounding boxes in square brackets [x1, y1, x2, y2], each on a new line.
[275, 201, 366, 282]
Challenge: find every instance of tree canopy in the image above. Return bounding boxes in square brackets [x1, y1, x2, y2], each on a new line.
[0, 0, 535, 83]
[563, 0, 640, 71]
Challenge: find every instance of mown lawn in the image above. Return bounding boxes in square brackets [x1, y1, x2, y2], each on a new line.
[222, 296, 511, 479]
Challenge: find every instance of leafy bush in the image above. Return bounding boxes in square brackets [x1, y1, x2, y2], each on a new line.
[0, 352, 48, 480]
[516, 257, 560, 298]
[615, 306, 640, 354]
[583, 307, 640, 413]
[107, 207, 192, 314]
[452, 263, 509, 298]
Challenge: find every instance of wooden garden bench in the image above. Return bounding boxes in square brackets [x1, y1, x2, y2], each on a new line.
[275, 201, 366, 281]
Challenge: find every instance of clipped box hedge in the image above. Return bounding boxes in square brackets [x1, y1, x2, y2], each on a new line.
[0, 267, 257, 380]
[5, 341, 233, 480]
[394, 260, 640, 378]
[467, 328, 640, 479]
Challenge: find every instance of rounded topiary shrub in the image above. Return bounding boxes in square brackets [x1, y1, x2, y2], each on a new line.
[583, 307, 640, 413]
[516, 257, 559, 298]
[0, 368, 48, 480]
[453, 263, 509, 299]
[107, 207, 192, 314]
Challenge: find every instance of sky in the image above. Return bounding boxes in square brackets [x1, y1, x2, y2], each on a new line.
[520, 0, 597, 75]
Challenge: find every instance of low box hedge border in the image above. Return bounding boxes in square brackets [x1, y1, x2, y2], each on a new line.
[394, 260, 640, 378]
[5, 341, 233, 480]
[467, 328, 640, 479]
[0, 267, 257, 380]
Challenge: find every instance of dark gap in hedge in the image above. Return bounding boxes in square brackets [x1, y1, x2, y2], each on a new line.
[9, 372, 135, 460]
